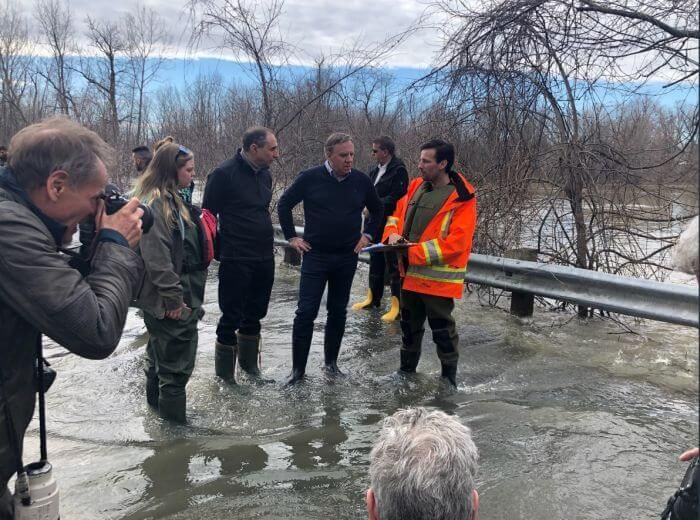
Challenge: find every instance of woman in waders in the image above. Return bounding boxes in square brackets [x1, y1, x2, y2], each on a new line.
[133, 140, 208, 423]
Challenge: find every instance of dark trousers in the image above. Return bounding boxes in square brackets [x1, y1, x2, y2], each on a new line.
[400, 289, 459, 365]
[368, 251, 401, 304]
[0, 487, 11, 520]
[292, 251, 358, 366]
[216, 258, 275, 345]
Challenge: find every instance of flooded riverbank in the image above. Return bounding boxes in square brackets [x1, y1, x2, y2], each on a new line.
[20, 257, 698, 519]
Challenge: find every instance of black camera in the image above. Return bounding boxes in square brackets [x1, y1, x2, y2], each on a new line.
[103, 184, 154, 234]
[661, 456, 699, 520]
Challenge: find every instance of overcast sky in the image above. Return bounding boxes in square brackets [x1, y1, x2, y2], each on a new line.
[23, 0, 445, 69]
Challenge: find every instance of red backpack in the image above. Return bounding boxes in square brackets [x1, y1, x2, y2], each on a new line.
[199, 208, 218, 266]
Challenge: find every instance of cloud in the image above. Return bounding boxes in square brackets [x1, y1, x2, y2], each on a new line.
[19, 0, 442, 68]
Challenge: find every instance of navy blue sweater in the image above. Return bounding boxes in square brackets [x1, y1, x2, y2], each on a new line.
[278, 165, 383, 254]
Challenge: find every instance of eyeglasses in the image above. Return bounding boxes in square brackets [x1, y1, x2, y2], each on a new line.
[176, 145, 192, 158]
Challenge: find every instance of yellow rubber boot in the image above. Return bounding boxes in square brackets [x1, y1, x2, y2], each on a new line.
[381, 296, 400, 321]
[352, 289, 374, 310]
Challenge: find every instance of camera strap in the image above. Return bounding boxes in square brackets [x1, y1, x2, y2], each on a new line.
[36, 334, 48, 462]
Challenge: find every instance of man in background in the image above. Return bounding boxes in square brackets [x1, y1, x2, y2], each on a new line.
[352, 135, 408, 321]
[132, 145, 152, 174]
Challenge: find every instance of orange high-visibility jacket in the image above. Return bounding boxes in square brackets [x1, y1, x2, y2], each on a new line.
[382, 174, 477, 299]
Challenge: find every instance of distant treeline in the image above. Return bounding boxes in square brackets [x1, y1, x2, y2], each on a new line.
[0, 0, 697, 290]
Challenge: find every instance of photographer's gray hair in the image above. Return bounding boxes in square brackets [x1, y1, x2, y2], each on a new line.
[369, 407, 478, 520]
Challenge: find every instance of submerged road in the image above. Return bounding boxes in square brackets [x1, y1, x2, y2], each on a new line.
[19, 256, 699, 519]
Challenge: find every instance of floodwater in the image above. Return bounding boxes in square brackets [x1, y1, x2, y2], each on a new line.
[20, 256, 698, 519]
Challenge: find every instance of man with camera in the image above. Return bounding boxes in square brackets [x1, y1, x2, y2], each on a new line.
[0, 117, 145, 518]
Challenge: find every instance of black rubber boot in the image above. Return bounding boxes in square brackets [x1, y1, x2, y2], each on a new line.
[399, 349, 420, 374]
[215, 340, 237, 383]
[285, 335, 311, 386]
[146, 375, 159, 408]
[441, 363, 458, 388]
[158, 393, 187, 423]
[323, 336, 343, 376]
[237, 333, 261, 376]
[237, 333, 274, 384]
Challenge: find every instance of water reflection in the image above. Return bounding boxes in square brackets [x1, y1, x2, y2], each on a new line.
[287, 403, 348, 472]
[123, 421, 269, 519]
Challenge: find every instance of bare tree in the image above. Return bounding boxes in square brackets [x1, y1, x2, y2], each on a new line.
[124, 4, 168, 144]
[0, 0, 35, 138]
[74, 17, 127, 142]
[420, 0, 698, 314]
[35, 0, 75, 116]
[189, 0, 287, 128]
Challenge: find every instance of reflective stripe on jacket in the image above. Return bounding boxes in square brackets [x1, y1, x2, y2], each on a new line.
[382, 173, 477, 298]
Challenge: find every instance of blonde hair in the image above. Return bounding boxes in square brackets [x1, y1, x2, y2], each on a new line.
[153, 135, 174, 152]
[133, 141, 194, 227]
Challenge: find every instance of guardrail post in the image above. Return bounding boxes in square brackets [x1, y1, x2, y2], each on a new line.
[505, 248, 538, 317]
[283, 246, 301, 266]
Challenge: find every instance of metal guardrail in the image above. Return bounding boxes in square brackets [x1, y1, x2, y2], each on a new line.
[272, 225, 699, 328]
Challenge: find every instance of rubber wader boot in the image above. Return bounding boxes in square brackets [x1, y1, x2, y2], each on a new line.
[146, 376, 159, 408]
[351, 288, 375, 310]
[158, 394, 187, 423]
[399, 350, 420, 374]
[237, 332, 274, 384]
[215, 340, 237, 383]
[323, 338, 343, 376]
[285, 336, 311, 386]
[441, 363, 458, 388]
[381, 296, 400, 321]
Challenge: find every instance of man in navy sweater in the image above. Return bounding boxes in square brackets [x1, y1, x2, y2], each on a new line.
[278, 133, 383, 384]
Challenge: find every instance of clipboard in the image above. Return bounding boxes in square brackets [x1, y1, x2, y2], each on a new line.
[361, 242, 417, 253]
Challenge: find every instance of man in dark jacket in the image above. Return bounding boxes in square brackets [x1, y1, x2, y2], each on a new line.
[131, 145, 152, 174]
[278, 132, 383, 384]
[352, 136, 408, 320]
[0, 117, 145, 518]
[202, 127, 279, 383]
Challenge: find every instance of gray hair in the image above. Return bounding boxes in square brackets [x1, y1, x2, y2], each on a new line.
[8, 116, 113, 190]
[242, 127, 272, 151]
[672, 216, 699, 277]
[325, 132, 352, 155]
[369, 407, 478, 520]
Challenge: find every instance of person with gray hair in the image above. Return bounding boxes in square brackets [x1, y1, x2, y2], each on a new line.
[366, 407, 480, 520]
[278, 132, 383, 384]
[672, 216, 698, 281]
[203, 126, 279, 384]
[0, 116, 145, 517]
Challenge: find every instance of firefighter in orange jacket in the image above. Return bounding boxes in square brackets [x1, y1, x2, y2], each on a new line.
[382, 139, 476, 387]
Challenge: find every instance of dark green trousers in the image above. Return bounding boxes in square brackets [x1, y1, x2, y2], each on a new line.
[144, 310, 199, 403]
[399, 289, 459, 365]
